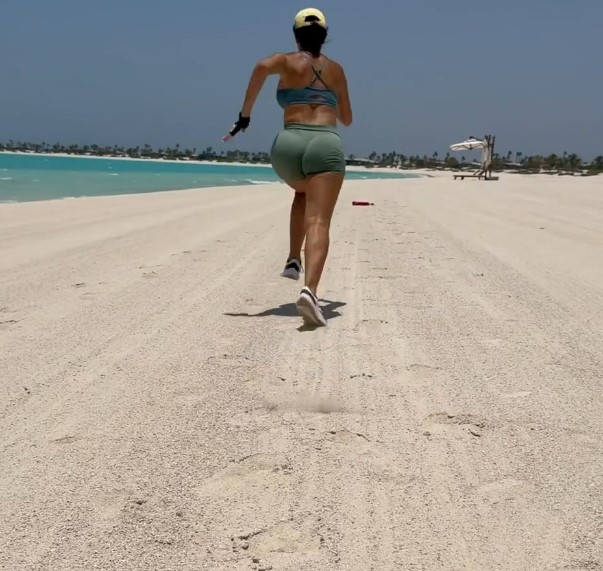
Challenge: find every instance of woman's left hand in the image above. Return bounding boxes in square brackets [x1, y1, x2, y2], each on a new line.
[222, 113, 250, 142]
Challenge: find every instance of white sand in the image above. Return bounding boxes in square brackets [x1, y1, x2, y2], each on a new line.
[1, 175, 602, 570]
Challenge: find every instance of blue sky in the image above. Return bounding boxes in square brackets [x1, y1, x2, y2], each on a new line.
[1, 0, 601, 159]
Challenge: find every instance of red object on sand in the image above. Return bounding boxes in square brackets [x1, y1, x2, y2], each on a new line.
[352, 201, 374, 206]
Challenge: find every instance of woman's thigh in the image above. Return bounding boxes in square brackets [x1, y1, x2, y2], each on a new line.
[304, 172, 345, 225]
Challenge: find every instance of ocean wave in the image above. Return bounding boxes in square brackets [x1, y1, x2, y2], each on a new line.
[107, 173, 119, 176]
[244, 179, 274, 185]
[0, 177, 14, 180]
[0, 199, 17, 204]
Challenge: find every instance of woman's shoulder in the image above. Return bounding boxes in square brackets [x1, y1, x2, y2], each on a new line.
[282, 51, 305, 59]
[278, 52, 345, 77]
[323, 56, 346, 82]
[281, 51, 342, 64]
[323, 55, 344, 72]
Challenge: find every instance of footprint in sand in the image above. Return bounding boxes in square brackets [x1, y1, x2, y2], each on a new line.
[320, 430, 398, 476]
[424, 412, 489, 437]
[226, 409, 275, 430]
[373, 275, 399, 281]
[563, 560, 603, 571]
[50, 435, 80, 445]
[503, 391, 532, 399]
[358, 318, 389, 332]
[232, 521, 320, 560]
[477, 478, 525, 498]
[322, 429, 374, 455]
[399, 363, 442, 386]
[0, 308, 19, 329]
[350, 373, 374, 379]
[265, 394, 345, 415]
[476, 478, 529, 507]
[206, 353, 253, 370]
[328, 429, 370, 444]
[480, 338, 505, 347]
[198, 454, 292, 498]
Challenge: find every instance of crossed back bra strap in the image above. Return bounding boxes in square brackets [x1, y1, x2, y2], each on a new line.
[308, 59, 330, 90]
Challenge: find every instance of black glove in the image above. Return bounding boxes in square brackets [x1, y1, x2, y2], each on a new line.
[228, 113, 250, 137]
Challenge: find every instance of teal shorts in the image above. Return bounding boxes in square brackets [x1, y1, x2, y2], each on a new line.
[270, 123, 345, 182]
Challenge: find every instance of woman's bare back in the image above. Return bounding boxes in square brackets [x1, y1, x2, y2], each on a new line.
[278, 52, 352, 126]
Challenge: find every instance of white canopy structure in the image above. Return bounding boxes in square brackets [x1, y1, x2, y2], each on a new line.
[451, 134, 498, 181]
[450, 137, 486, 152]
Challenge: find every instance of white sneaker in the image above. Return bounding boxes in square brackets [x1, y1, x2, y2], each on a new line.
[296, 287, 327, 327]
[281, 258, 303, 280]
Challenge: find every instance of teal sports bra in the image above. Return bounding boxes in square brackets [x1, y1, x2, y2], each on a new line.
[277, 59, 338, 110]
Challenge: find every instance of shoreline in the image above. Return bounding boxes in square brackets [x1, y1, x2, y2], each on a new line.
[4, 152, 598, 178]
[0, 178, 393, 207]
[0, 153, 423, 204]
[0, 150, 418, 174]
[0, 171, 590, 208]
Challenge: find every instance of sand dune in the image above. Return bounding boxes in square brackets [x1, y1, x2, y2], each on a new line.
[1, 175, 602, 570]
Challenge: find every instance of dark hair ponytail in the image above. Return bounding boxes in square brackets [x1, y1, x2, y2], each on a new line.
[294, 23, 328, 57]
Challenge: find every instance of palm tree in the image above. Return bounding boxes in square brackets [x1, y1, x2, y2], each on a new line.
[567, 153, 582, 171]
[545, 154, 559, 171]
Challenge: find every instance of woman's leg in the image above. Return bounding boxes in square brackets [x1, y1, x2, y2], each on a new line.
[280, 180, 308, 280]
[271, 128, 308, 269]
[303, 172, 344, 295]
[285, 181, 309, 261]
[288, 192, 305, 260]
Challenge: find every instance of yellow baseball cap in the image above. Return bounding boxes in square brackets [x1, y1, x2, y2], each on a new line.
[294, 8, 327, 29]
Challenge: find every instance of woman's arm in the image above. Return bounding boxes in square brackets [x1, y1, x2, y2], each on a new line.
[334, 65, 353, 126]
[240, 53, 287, 116]
[223, 53, 287, 141]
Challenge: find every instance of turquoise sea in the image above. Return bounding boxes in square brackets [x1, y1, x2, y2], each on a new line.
[0, 154, 416, 203]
